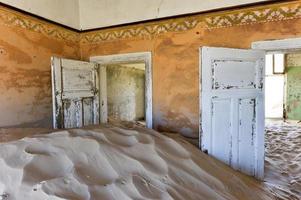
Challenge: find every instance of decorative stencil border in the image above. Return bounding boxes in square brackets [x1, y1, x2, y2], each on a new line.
[0, 6, 79, 43]
[205, 2, 301, 28]
[80, 1, 301, 44]
[0, 2, 301, 44]
[80, 17, 201, 44]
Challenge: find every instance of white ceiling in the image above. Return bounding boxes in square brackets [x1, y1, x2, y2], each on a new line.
[0, 0, 271, 30]
[0, 0, 80, 29]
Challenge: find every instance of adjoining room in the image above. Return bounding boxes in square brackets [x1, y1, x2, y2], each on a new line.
[265, 51, 301, 198]
[106, 62, 146, 125]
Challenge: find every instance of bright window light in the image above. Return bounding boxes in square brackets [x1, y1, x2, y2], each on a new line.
[274, 53, 285, 74]
[265, 54, 273, 75]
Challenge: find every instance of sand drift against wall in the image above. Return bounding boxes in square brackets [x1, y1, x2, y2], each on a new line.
[0, 123, 276, 200]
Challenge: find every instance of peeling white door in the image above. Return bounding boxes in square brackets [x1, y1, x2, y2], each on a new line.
[201, 47, 265, 179]
[51, 57, 101, 129]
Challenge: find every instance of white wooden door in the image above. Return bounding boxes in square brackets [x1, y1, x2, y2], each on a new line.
[201, 47, 265, 179]
[51, 57, 100, 129]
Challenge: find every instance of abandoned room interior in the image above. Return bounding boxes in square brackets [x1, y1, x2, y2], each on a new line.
[0, 0, 301, 199]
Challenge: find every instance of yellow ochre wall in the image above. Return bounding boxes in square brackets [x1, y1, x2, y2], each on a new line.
[0, 6, 79, 127]
[80, 1, 301, 138]
[1, 2, 301, 137]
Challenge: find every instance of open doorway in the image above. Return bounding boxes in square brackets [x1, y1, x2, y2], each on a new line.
[106, 62, 146, 125]
[90, 52, 153, 128]
[264, 52, 301, 198]
[253, 39, 301, 198]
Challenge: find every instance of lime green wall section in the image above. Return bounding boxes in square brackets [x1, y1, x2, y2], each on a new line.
[286, 66, 301, 120]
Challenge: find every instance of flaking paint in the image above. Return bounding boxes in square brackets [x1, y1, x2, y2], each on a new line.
[286, 53, 301, 120]
[81, 17, 301, 138]
[0, 17, 79, 128]
[2, 2, 301, 137]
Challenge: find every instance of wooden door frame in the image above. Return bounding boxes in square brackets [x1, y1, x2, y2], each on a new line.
[252, 37, 301, 120]
[90, 52, 153, 129]
[252, 37, 301, 51]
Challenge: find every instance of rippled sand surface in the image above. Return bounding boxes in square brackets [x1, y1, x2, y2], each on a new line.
[265, 121, 301, 200]
[0, 123, 275, 200]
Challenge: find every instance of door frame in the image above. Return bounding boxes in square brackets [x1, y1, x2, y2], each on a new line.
[252, 37, 301, 121]
[252, 37, 301, 51]
[90, 52, 153, 129]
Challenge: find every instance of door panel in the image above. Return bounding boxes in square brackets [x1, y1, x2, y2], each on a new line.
[63, 99, 82, 128]
[212, 98, 232, 165]
[238, 98, 256, 176]
[213, 60, 256, 90]
[201, 47, 265, 179]
[83, 98, 94, 126]
[52, 57, 100, 129]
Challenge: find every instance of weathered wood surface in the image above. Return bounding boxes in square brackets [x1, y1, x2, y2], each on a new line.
[51, 57, 100, 129]
[201, 47, 265, 179]
[99, 65, 108, 123]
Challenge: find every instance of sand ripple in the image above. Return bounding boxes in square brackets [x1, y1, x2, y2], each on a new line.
[0, 124, 274, 200]
[265, 121, 301, 200]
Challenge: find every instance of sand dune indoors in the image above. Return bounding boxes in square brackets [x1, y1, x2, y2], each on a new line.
[0, 124, 276, 200]
[265, 121, 301, 200]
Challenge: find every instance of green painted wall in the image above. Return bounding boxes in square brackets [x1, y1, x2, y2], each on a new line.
[286, 53, 301, 120]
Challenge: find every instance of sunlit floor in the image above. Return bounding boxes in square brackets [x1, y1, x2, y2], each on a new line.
[265, 119, 301, 199]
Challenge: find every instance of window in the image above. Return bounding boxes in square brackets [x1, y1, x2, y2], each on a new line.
[265, 53, 285, 75]
[274, 54, 285, 74]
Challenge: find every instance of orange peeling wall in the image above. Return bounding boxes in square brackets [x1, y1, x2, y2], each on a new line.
[0, 7, 79, 127]
[80, 2, 301, 138]
[1, 2, 301, 135]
